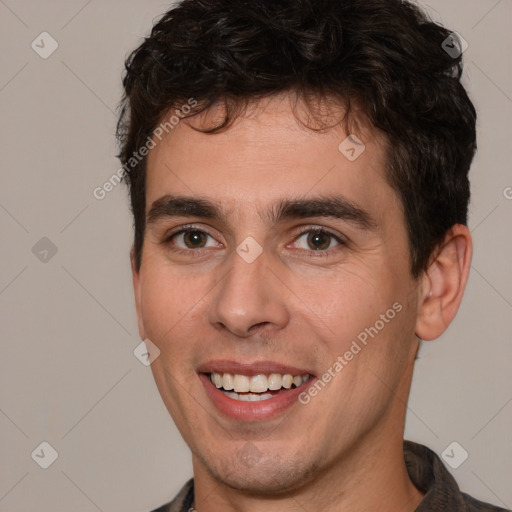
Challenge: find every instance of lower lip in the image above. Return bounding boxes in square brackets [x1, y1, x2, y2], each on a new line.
[199, 373, 315, 421]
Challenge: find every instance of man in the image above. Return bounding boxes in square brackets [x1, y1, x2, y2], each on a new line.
[116, 0, 508, 510]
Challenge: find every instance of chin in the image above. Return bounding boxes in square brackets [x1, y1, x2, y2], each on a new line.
[196, 446, 322, 496]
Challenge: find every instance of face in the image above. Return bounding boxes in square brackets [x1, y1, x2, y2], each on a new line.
[132, 95, 422, 494]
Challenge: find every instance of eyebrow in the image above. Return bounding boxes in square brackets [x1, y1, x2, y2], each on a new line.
[147, 194, 377, 231]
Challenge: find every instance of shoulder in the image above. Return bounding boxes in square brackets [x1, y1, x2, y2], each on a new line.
[403, 440, 510, 512]
[461, 491, 510, 512]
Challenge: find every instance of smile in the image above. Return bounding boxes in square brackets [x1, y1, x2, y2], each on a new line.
[209, 372, 311, 401]
[198, 360, 316, 420]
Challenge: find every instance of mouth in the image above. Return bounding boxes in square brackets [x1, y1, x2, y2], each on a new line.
[207, 371, 311, 402]
[197, 361, 316, 421]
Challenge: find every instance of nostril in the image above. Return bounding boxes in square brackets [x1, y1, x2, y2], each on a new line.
[250, 321, 271, 331]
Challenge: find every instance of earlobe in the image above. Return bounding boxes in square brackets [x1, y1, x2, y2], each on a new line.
[415, 224, 472, 341]
[130, 247, 147, 341]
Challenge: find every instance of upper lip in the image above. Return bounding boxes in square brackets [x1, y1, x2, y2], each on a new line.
[197, 359, 315, 377]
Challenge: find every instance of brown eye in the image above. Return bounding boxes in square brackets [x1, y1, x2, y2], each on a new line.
[306, 231, 332, 250]
[163, 227, 219, 252]
[290, 227, 346, 257]
[182, 230, 208, 248]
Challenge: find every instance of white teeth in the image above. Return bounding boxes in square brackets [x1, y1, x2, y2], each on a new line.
[249, 374, 268, 393]
[233, 374, 250, 393]
[282, 374, 293, 389]
[209, 371, 310, 397]
[222, 391, 274, 401]
[267, 373, 282, 390]
[222, 373, 234, 391]
[213, 373, 223, 388]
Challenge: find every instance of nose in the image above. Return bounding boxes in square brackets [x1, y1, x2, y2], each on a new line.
[208, 245, 290, 338]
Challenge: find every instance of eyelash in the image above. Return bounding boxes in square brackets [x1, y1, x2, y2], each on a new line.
[161, 224, 346, 258]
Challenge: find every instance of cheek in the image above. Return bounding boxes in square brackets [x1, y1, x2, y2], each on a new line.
[306, 265, 414, 379]
[300, 264, 390, 333]
[139, 267, 206, 344]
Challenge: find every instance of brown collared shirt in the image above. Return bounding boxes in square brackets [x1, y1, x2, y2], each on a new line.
[151, 440, 510, 512]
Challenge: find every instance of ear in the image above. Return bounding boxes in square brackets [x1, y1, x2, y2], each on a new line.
[130, 246, 147, 341]
[415, 224, 472, 341]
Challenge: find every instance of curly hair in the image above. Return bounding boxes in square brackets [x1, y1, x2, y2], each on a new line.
[117, 0, 477, 277]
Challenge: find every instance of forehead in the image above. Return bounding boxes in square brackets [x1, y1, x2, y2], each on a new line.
[144, 95, 399, 226]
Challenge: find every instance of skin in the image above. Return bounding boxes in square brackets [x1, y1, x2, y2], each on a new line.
[131, 94, 472, 512]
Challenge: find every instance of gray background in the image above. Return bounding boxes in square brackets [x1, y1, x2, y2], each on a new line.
[0, 1, 511, 511]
